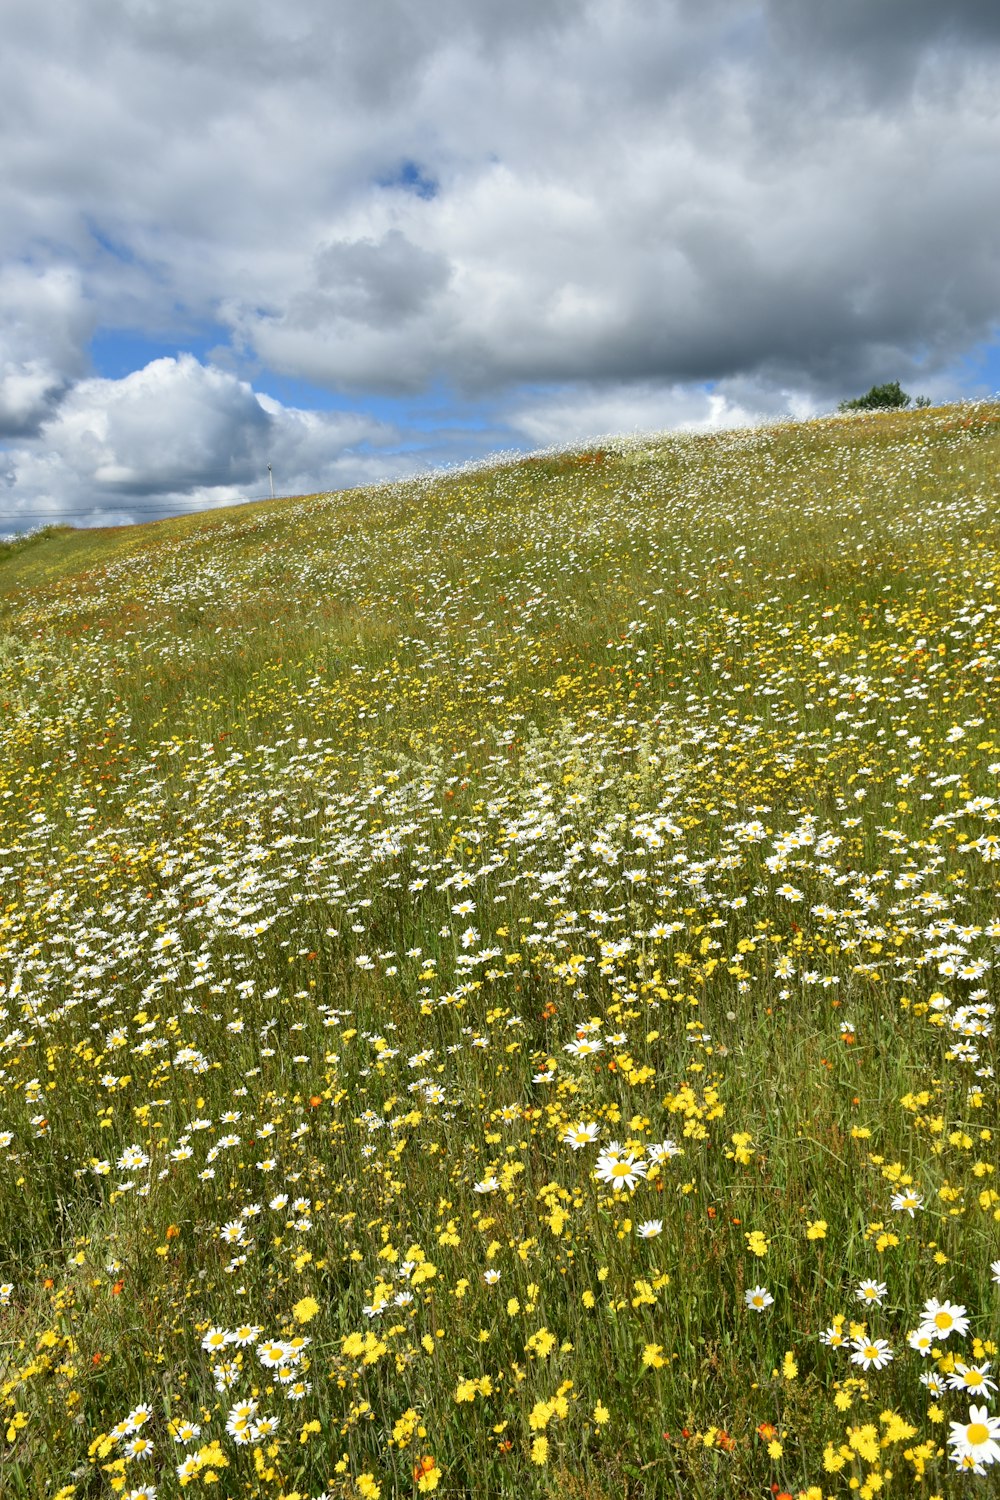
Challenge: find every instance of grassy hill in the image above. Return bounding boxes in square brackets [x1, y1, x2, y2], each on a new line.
[1, 403, 999, 1498]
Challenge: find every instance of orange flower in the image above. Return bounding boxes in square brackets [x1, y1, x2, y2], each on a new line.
[757, 1422, 777, 1441]
[111, 1280, 125, 1296]
[413, 1455, 440, 1490]
[309, 1095, 323, 1108]
[165, 1224, 180, 1239]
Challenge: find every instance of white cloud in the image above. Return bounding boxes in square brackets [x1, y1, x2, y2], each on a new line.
[2, 356, 401, 526]
[503, 379, 823, 451]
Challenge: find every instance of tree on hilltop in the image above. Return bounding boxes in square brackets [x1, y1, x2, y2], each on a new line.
[838, 380, 931, 412]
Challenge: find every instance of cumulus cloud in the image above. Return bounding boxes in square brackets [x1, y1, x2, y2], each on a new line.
[229, 5, 1000, 400]
[1, 0, 999, 521]
[1, 356, 402, 527]
[503, 380, 811, 451]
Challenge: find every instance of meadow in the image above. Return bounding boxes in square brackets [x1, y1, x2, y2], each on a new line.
[0, 401, 998, 1499]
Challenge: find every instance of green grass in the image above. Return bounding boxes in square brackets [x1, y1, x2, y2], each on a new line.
[0, 404, 999, 1498]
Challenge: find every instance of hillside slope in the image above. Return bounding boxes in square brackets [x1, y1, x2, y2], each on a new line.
[1, 404, 999, 1498]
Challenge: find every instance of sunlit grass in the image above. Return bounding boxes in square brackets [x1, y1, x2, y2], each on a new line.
[1, 403, 999, 1498]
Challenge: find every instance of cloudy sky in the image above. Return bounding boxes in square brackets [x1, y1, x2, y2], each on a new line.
[2, 0, 999, 529]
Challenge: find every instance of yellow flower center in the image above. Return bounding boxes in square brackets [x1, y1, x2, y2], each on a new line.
[967, 1423, 990, 1446]
[934, 1311, 953, 1330]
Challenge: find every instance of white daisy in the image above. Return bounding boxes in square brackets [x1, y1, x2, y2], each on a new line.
[948, 1405, 1000, 1471]
[850, 1336, 893, 1370]
[918, 1298, 969, 1341]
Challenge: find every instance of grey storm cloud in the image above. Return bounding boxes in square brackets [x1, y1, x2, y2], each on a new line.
[300, 232, 452, 330]
[1, 0, 999, 520]
[0, 266, 93, 437]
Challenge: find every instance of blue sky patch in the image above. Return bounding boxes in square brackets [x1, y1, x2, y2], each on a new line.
[376, 159, 439, 200]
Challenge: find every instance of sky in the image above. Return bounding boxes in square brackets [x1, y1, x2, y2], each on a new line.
[2, 0, 1000, 531]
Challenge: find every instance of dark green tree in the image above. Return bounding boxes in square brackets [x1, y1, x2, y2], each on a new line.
[838, 380, 912, 412]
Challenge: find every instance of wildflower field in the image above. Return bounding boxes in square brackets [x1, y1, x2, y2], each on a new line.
[2, 402, 1000, 1500]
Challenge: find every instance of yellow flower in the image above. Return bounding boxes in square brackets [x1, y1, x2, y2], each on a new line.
[528, 1400, 553, 1431]
[642, 1343, 666, 1369]
[392, 1409, 419, 1447]
[5, 1411, 28, 1442]
[848, 1425, 879, 1463]
[530, 1435, 549, 1465]
[292, 1295, 320, 1324]
[880, 1410, 917, 1444]
[593, 1402, 610, 1426]
[525, 1327, 556, 1358]
[806, 1219, 828, 1240]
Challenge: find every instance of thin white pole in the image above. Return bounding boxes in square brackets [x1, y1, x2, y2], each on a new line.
[267, 464, 274, 499]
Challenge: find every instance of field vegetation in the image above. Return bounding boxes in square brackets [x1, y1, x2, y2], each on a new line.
[1, 402, 999, 1498]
